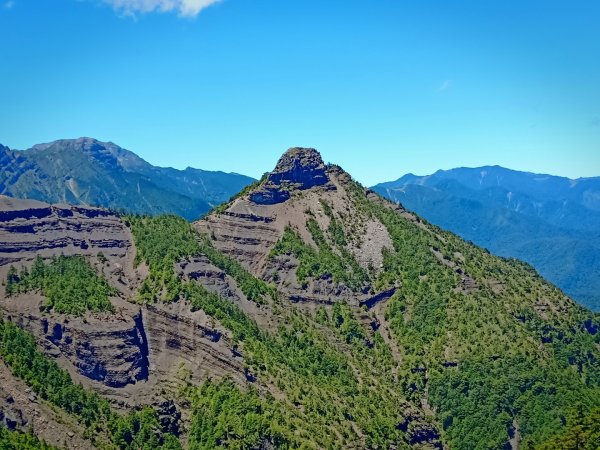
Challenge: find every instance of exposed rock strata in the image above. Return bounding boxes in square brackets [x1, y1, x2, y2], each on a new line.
[250, 148, 331, 204]
[195, 161, 396, 306]
[0, 196, 130, 259]
[0, 149, 451, 448]
[2, 298, 149, 388]
[0, 197, 249, 411]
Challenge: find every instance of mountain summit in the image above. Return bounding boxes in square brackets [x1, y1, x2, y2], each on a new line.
[198, 148, 393, 303]
[0, 138, 254, 220]
[250, 147, 330, 204]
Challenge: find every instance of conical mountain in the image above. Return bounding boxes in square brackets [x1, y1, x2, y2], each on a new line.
[194, 147, 600, 448]
[196, 147, 394, 304]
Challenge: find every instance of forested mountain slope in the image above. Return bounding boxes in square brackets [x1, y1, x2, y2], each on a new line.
[373, 167, 600, 310]
[0, 149, 598, 449]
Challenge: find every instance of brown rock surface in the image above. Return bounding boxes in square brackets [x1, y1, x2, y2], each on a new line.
[196, 160, 394, 306]
[249, 147, 331, 204]
[0, 197, 249, 411]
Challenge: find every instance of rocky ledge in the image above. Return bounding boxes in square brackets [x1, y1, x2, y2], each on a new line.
[250, 148, 330, 204]
[0, 195, 131, 259]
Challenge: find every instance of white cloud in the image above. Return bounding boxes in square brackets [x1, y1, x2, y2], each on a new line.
[438, 79, 454, 92]
[101, 0, 222, 17]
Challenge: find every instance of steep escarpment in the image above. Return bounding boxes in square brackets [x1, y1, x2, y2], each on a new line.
[0, 196, 131, 260]
[196, 148, 394, 306]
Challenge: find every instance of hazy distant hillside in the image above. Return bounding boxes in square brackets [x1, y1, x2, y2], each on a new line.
[373, 166, 600, 310]
[0, 138, 255, 220]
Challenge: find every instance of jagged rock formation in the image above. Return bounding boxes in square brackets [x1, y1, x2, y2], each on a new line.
[250, 147, 331, 204]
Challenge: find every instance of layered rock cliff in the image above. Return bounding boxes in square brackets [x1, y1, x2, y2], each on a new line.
[196, 148, 394, 306]
[0, 197, 252, 415]
[0, 196, 131, 261]
[249, 147, 331, 204]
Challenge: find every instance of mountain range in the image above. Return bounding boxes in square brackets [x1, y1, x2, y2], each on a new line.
[373, 166, 600, 311]
[0, 138, 255, 221]
[0, 148, 598, 449]
[1, 138, 598, 313]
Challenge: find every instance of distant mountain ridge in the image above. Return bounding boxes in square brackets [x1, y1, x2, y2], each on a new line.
[0, 138, 255, 220]
[373, 166, 600, 310]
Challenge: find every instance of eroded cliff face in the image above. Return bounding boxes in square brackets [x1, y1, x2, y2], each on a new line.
[0, 151, 444, 449]
[250, 147, 331, 204]
[2, 296, 149, 388]
[0, 197, 249, 407]
[195, 149, 395, 307]
[0, 196, 131, 274]
[1, 165, 397, 386]
[1, 296, 250, 410]
[142, 301, 248, 390]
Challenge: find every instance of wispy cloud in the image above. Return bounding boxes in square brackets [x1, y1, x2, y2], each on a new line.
[100, 0, 222, 18]
[438, 79, 454, 92]
[3, 1, 15, 9]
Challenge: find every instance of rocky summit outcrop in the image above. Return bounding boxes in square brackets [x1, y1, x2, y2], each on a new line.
[250, 147, 330, 204]
[197, 151, 395, 305]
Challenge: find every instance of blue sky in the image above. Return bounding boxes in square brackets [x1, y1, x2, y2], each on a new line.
[1, 0, 599, 185]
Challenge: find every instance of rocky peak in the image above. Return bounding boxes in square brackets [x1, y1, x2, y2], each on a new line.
[250, 147, 330, 204]
[270, 148, 328, 187]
